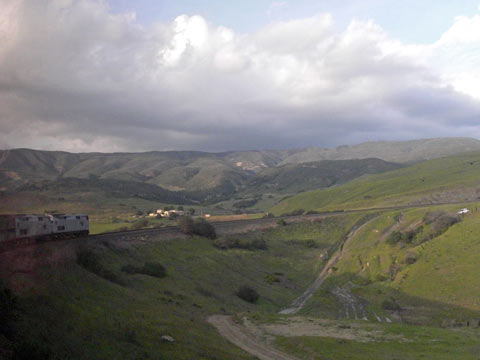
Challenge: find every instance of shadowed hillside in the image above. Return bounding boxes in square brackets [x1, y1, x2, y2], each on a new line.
[271, 151, 480, 215]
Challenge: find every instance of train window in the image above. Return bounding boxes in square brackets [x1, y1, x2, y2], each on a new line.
[76, 216, 80, 219]
[57, 226, 65, 231]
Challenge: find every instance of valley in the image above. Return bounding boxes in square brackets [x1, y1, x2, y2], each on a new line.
[3, 138, 480, 359]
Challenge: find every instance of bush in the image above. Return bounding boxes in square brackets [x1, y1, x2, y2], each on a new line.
[121, 262, 167, 278]
[131, 218, 149, 230]
[178, 216, 195, 235]
[233, 199, 258, 208]
[77, 248, 123, 285]
[141, 262, 167, 278]
[178, 216, 216, 239]
[236, 285, 259, 303]
[386, 231, 402, 246]
[403, 252, 417, 265]
[381, 298, 402, 311]
[264, 274, 281, 284]
[276, 219, 287, 226]
[193, 218, 216, 239]
[432, 215, 459, 234]
[213, 237, 267, 250]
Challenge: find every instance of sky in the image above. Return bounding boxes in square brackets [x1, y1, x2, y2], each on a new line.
[0, 0, 480, 152]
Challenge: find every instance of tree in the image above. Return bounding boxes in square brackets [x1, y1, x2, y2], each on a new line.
[189, 208, 195, 216]
[193, 218, 216, 239]
[178, 216, 195, 235]
[177, 205, 184, 211]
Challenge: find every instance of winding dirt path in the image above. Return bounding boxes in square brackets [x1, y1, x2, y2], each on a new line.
[208, 315, 301, 360]
[280, 215, 378, 315]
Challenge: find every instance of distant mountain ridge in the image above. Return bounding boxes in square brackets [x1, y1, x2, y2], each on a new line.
[1, 137, 479, 200]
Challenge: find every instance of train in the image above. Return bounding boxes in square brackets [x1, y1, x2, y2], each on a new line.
[0, 213, 89, 251]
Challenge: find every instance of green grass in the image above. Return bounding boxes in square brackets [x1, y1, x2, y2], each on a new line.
[7, 217, 357, 359]
[274, 322, 480, 360]
[271, 151, 480, 215]
[300, 204, 480, 324]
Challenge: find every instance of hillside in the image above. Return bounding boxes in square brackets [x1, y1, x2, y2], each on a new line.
[271, 151, 480, 215]
[2, 137, 479, 194]
[246, 158, 402, 194]
[280, 137, 480, 164]
[3, 208, 480, 359]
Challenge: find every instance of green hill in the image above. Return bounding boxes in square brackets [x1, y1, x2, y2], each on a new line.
[271, 151, 480, 215]
[246, 158, 402, 194]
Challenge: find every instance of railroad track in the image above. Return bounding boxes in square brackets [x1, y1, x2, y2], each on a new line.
[88, 201, 464, 240]
[1, 201, 471, 252]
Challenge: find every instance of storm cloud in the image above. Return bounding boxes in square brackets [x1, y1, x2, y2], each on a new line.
[1, 0, 480, 152]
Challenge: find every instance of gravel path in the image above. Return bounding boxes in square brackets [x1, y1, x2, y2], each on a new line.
[208, 315, 302, 360]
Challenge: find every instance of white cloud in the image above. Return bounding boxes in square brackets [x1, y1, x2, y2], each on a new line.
[0, 0, 479, 152]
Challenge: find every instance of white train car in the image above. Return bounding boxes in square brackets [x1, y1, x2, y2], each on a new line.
[49, 214, 89, 237]
[0, 213, 89, 251]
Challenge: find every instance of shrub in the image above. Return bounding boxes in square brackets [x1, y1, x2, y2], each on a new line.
[141, 262, 167, 278]
[403, 252, 417, 265]
[233, 199, 258, 208]
[131, 218, 149, 230]
[381, 298, 402, 311]
[121, 262, 167, 278]
[193, 218, 216, 239]
[393, 213, 402, 223]
[178, 216, 195, 235]
[386, 231, 403, 246]
[77, 248, 124, 285]
[276, 219, 287, 226]
[213, 237, 267, 250]
[178, 216, 216, 239]
[236, 285, 259, 303]
[432, 215, 459, 234]
[264, 274, 281, 284]
[250, 238, 267, 250]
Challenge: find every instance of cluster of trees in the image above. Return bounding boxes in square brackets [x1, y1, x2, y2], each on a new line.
[178, 216, 216, 239]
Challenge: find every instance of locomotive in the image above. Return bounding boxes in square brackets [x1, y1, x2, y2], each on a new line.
[0, 213, 89, 251]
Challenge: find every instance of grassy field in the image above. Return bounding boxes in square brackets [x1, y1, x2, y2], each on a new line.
[3, 216, 360, 359]
[274, 322, 480, 360]
[4, 207, 480, 359]
[271, 151, 480, 215]
[300, 204, 480, 324]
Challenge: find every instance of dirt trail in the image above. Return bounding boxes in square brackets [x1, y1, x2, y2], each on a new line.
[280, 216, 378, 315]
[208, 315, 302, 360]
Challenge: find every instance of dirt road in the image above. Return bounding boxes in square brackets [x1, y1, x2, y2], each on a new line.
[280, 215, 378, 315]
[208, 315, 302, 360]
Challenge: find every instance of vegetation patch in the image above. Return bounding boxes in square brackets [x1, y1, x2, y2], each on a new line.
[121, 262, 167, 278]
[236, 285, 260, 303]
[213, 236, 267, 250]
[76, 248, 124, 285]
[178, 216, 217, 239]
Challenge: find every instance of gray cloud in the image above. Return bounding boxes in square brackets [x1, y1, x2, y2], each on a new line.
[0, 0, 480, 152]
